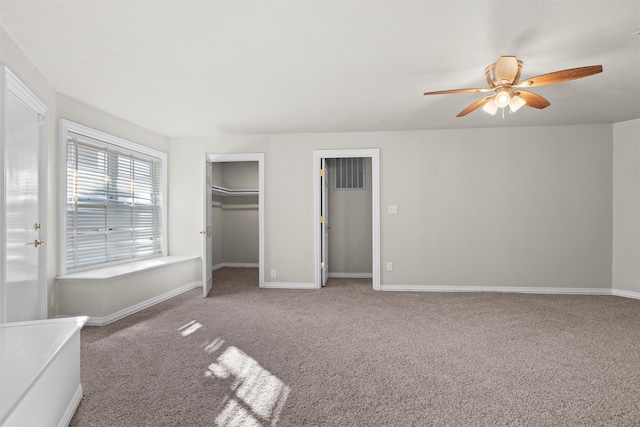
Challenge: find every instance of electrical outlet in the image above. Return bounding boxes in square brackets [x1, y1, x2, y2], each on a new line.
[386, 262, 393, 272]
[50, 293, 56, 308]
[270, 270, 277, 279]
[388, 205, 398, 214]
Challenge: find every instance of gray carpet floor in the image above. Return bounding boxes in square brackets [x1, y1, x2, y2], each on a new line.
[70, 268, 640, 426]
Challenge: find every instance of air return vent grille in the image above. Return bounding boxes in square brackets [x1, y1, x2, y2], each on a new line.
[334, 157, 365, 190]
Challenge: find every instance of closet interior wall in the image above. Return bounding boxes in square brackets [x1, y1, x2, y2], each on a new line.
[211, 162, 259, 269]
[326, 158, 373, 277]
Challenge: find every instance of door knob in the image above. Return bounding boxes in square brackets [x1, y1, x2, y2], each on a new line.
[35, 239, 45, 247]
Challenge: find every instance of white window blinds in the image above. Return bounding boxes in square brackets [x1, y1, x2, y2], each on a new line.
[65, 133, 162, 270]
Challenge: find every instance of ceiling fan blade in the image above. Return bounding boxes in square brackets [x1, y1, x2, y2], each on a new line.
[516, 65, 603, 88]
[424, 88, 492, 95]
[456, 96, 494, 117]
[494, 56, 520, 84]
[514, 90, 551, 109]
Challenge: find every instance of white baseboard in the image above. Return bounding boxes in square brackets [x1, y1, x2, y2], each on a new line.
[58, 384, 83, 427]
[213, 263, 258, 271]
[380, 284, 612, 295]
[612, 288, 640, 300]
[328, 272, 373, 279]
[85, 281, 202, 326]
[261, 282, 315, 290]
[225, 263, 258, 268]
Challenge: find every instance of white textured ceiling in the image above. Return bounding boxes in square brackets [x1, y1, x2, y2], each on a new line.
[1, 0, 639, 137]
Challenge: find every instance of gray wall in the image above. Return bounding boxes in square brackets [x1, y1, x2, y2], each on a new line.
[222, 198, 259, 264]
[211, 162, 225, 266]
[222, 161, 258, 189]
[212, 162, 224, 187]
[212, 194, 225, 267]
[327, 158, 372, 275]
[169, 125, 613, 290]
[613, 118, 640, 294]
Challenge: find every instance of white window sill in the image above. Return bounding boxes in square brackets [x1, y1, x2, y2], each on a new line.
[56, 256, 199, 282]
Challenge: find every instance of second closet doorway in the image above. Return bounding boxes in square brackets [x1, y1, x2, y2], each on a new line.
[325, 158, 373, 281]
[313, 149, 380, 290]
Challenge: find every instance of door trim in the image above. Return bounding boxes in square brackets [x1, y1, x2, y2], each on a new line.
[206, 153, 265, 288]
[313, 149, 380, 290]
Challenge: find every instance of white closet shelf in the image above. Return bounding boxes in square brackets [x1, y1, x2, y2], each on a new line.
[211, 185, 259, 197]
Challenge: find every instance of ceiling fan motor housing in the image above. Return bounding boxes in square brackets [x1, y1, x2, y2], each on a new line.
[485, 56, 523, 88]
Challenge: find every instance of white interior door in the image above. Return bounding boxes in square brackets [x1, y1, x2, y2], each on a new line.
[3, 75, 47, 322]
[202, 160, 213, 297]
[321, 158, 329, 287]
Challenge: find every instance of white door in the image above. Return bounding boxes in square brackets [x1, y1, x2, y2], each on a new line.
[321, 158, 329, 287]
[3, 77, 47, 322]
[202, 160, 213, 297]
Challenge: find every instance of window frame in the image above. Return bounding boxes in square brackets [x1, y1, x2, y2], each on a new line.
[59, 119, 167, 275]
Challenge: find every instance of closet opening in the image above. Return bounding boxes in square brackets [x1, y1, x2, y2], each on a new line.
[203, 153, 264, 296]
[324, 158, 372, 287]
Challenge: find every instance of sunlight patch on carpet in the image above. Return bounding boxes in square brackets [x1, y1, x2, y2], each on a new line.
[178, 320, 202, 336]
[215, 399, 262, 427]
[206, 346, 291, 426]
[204, 337, 226, 354]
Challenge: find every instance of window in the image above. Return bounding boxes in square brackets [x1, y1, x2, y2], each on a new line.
[61, 120, 166, 272]
[334, 157, 366, 190]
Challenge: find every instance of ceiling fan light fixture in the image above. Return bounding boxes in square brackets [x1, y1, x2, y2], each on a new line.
[509, 95, 526, 112]
[494, 89, 511, 108]
[423, 55, 603, 117]
[482, 99, 498, 115]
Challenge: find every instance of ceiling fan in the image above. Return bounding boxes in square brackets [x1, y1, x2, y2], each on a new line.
[423, 56, 603, 117]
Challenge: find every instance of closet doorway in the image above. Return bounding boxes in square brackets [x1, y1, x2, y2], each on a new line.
[313, 149, 380, 290]
[325, 157, 373, 281]
[204, 153, 264, 294]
